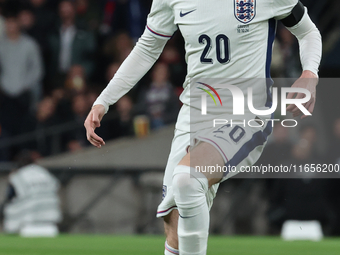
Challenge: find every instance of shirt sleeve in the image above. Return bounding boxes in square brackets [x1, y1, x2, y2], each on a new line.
[272, 0, 299, 20]
[286, 9, 322, 75]
[146, 0, 177, 38]
[93, 28, 169, 113]
[93, 0, 177, 113]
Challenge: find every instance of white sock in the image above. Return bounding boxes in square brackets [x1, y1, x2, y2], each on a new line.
[164, 241, 179, 255]
[172, 165, 209, 255]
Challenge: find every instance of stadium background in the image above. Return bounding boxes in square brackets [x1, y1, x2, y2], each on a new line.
[0, 0, 340, 254]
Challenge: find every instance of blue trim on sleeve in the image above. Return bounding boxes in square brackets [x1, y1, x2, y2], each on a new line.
[146, 25, 172, 38]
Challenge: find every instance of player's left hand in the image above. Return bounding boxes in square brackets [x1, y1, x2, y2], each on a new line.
[286, 70, 318, 119]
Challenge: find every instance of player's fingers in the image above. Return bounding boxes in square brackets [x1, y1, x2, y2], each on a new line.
[286, 104, 297, 112]
[89, 136, 104, 148]
[90, 137, 103, 148]
[88, 138, 100, 148]
[303, 99, 313, 113]
[301, 100, 316, 119]
[296, 92, 307, 99]
[292, 96, 315, 118]
[286, 93, 296, 112]
[86, 126, 105, 146]
[286, 92, 296, 99]
[309, 98, 316, 113]
[90, 131, 105, 145]
[292, 107, 302, 116]
[286, 105, 293, 112]
[287, 105, 300, 114]
[287, 91, 310, 113]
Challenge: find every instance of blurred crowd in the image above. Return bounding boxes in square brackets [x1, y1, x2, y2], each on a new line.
[0, 0, 340, 236]
[0, 0, 184, 161]
[257, 119, 340, 235]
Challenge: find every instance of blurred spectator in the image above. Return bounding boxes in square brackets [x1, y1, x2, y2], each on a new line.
[65, 65, 87, 93]
[87, 88, 100, 106]
[109, 95, 135, 139]
[0, 13, 43, 137]
[0, 128, 10, 161]
[159, 43, 186, 88]
[259, 124, 292, 203]
[136, 63, 180, 129]
[100, 0, 149, 40]
[24, 97, 60, 157]
[20, 0, 55, 61]
[0, 4, 4, 38]
[50, 87, 73, 123]
[103, 32, 133, 64]
[96, 32, 133, 83]
[18, 8, 35, 33]
[106, 62, 120, 82]
[48, 0, 95, 86]
[327, 118, 340, 235]
[257, 123, 292, 167]
[267, 139, 335, 234]
[299, 124, 320, 160]
[66, 93, 90, 152]
[276, 24, 300, 78]
[327, 118, 340, 164]
[75, 0, 101, 31]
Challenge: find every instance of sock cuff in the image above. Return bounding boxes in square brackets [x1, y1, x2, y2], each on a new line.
[165, 241, 179, 255]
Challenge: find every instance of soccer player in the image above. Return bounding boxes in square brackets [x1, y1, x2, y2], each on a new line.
[84, 0, 321, 254]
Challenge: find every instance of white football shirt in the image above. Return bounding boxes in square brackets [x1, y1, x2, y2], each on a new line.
[94, 0, 311, 132]
[146, 0, 298, 131]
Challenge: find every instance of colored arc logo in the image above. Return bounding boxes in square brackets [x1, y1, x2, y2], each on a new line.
[197, 82, 223, 106]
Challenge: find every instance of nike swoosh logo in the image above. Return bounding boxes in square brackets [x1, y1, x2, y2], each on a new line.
[180, 9, 196, 17]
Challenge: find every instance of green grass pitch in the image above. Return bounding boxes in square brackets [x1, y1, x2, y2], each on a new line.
[0, 235, 339, 255]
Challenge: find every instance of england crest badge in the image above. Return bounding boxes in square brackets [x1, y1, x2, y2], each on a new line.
[234, 0, 256, 24]
[162, 185, 167, 200]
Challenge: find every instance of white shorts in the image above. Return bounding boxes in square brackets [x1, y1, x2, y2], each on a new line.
[156, 121, 272, 218]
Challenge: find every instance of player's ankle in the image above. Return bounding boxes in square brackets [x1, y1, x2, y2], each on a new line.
[165, 241, 179, 255]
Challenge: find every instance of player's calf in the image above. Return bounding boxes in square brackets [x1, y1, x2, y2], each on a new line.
[164, 210, 179, 254]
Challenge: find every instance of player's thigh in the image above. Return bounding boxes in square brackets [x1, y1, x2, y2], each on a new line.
[189, 121, 272, 182]
[163, 129, 191, 187]
[178, 142, 224, 187]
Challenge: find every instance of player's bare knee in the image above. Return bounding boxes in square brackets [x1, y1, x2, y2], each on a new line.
[172, 165, 208, 209]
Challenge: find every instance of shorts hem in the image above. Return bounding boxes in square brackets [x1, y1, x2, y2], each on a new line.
[156, 206, 177, 218]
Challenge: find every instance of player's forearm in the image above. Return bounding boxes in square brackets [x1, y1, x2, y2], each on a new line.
[286, 9, 322, 76]
[93, 29, 168, 113]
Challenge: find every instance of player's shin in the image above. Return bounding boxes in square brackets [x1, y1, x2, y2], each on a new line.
[172, 165, 209, 255]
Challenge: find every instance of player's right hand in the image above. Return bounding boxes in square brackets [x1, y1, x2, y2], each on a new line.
[84, 104, 106, 148]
